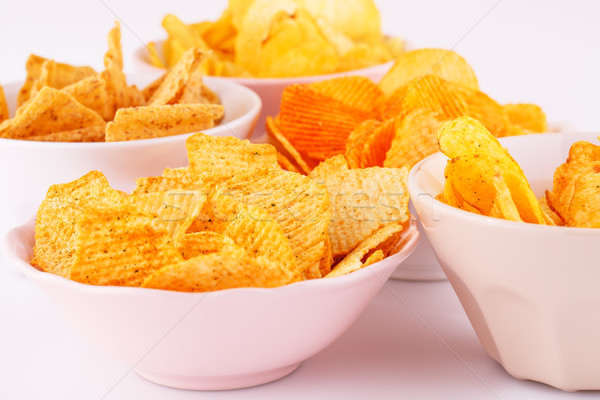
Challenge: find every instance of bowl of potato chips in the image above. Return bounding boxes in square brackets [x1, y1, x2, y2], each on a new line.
[408, 117, 600, 391]
[2, 132, 419, 390]
[134, 0, 404, 133]
[0, 24, 261, 235]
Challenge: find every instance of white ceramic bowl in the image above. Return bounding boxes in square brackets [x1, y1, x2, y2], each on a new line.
[133, 42, 393, 136]
[2, 218, 419, 390]
[408, 132, 600, 391]
[0, 73, 260, 235]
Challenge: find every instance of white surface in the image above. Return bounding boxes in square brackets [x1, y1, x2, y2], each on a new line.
[1, 0, 600, 399]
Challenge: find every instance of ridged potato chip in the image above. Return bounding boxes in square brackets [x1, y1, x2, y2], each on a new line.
[309, 76, 384, 115]
[345, 118, 395, 169]
[177, 231, 239, 259]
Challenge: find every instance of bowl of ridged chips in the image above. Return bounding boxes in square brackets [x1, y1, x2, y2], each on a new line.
[3, 132, 419, 390]
[134, 0, 405, 132]
[0, 23, 260, 233]
[408, 116, 600, 391]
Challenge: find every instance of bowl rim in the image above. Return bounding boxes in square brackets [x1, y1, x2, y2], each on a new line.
[2, 217, 420, 298]
[133, 39, 394, 84]
[0, 75, 262, 148]
[407, 131, 600, 235]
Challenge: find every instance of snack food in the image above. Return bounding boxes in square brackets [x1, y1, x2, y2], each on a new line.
[266, 48, 548, 174]
[1, 23, 222, 142]
[146, 0, 404, 77]
[32, 132, 412, 291]
[437, 117, 600, 228]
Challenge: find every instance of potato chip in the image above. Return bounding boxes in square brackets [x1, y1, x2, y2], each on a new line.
[345, 118, 396, 169]
[265, 116, 315, 174]
[503, 103, 547, 133]
[539, 194, 564, 226]
[459, 88, 511, 138]
[309, 76, 385, 115]
[0, 85, 9, 122]
[325, 222, 403, 278]
[105, 103, 223, 141]
[214, 168, 331, 279]
[141, 253, 295, 292]
[0, 87, 105, 140]
[31, 171, 129, 276]
[276, 152, 301, 173]
[336, 42, 391, 72]
[309, 155, 410, 257]
[488, 174, 523, 222]
[17, 54, 96, 106]
[437, 116, 547, 224]
[176, 231, 239, 259]
[378, 48, 479, 97]
[186, 132, 278, 178]
[69, 209, 182, 286]
[162, 14, 209, 50]
[132, 176, 194, 195]
[565, 166, 600, 228]
[384, 108, 443, 169]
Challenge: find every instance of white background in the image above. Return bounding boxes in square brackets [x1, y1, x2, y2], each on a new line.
[1, 1, 600, 399]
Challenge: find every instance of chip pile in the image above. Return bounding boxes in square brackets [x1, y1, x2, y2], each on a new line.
[437, 116, 600, 229]
[32, 132, 411, 291]
[0, 23, 223, 142]
[147, 0, 405, 77]
[266, 48, 548, 174]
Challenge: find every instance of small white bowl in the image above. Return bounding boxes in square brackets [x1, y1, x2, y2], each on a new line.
[133, 42, 393, 135]
[408, 132, 600, 391]
[2, 218, 419, 390]
[0, 73, 260, 234]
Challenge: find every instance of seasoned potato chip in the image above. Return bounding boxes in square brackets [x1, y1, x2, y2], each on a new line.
[105, 104, 223, 141]
[214, 168, 331, 279]
[539, 194, 564, 226]
[69, 209, 182, 286]
[345, 118, 396, 169]
[0, 87, 105, 140]
[503, 103, 547, 133]
[276, 152, 301, 173]
[0, 85, 10, 122]
[266, 115, 316, 174]
[17, 54, 96, 106]
[132, 176, 195, 195]
[326, 222, 403, 278]
[488, 174, 523, 222]
[384, 108, 443, 169]
[177, 231, 239, 259]
[309, 76, 384, 115]
[378, 48, 479, 97]
[565, 167, 600, 228]
[459, 88, 511, 138]
[309, 155, 410, 257]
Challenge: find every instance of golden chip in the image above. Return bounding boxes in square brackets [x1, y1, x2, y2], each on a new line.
[503, 103, 547, 133]
[62, 74, 113, 121]
[176, 231, 239, 259]
[345, 118, 396, 169]
[0, 85, 9, 122]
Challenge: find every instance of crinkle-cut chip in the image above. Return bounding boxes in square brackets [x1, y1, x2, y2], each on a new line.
[31, 171, 129, 276]
[186, 132, 278, 177]
[17, 54, 96, 106]
[540, 193, 564, 226]
[488, 174, 523, 222]
[0, 87, 106, 140]
[62, 75, 113, 121]
[69, 209, 182, 286]
[459, 87, 511, 138]
[129, 189, 207, 244]
[266, 116, 315, 174]
[381, 75, 468, 121]
[148, 48, 206, 105]
[142, 75, 166, 102]
[0, 85, 8, 122]
[176, 231, 239, 259]
[384, 108, 443, 169]
[161, 167, 206, 189]
[325, 223, 403, 278]
[309, 155, 410, 257]
[503, 103, 547, 133]
[565, 166, 600, 228]
[214, 168, 331, 279]
[222, 201, 301, 280]
[345, 118, 396, 169]
[309, 76, 385, 114]
[105, 103, 223, 141]
[278, 84, 371, 160]
[378, 48, 479, 97]
[27, 126, 105, 142]
[437, 117, 547, 224]
[132, 176, 196, 194]
[277, 152, 301, 173]
[141, 253, 295, 292]
[177, 67, 221, 105]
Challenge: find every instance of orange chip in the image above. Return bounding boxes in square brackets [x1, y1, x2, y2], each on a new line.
[0, 85, 9, 122]
[265, 115, 315, 174]
[62, 75, 113, 121]
[309, 76, 385, 114]
[105, 103, 223, 141]
[176, 231, 239, 259]
[141, 75, 166, 101]
[455, 87, 511, 138]
[503, 103, 548, 133]
[0, 87, 106, 140]
[345, 118, 396, 169]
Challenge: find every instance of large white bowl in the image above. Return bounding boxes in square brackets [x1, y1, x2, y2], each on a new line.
[0, 73, 261, 235]
[2, 218, 419, 390]
[408, 132, 600, 391]
[133, 42, 393, 136]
